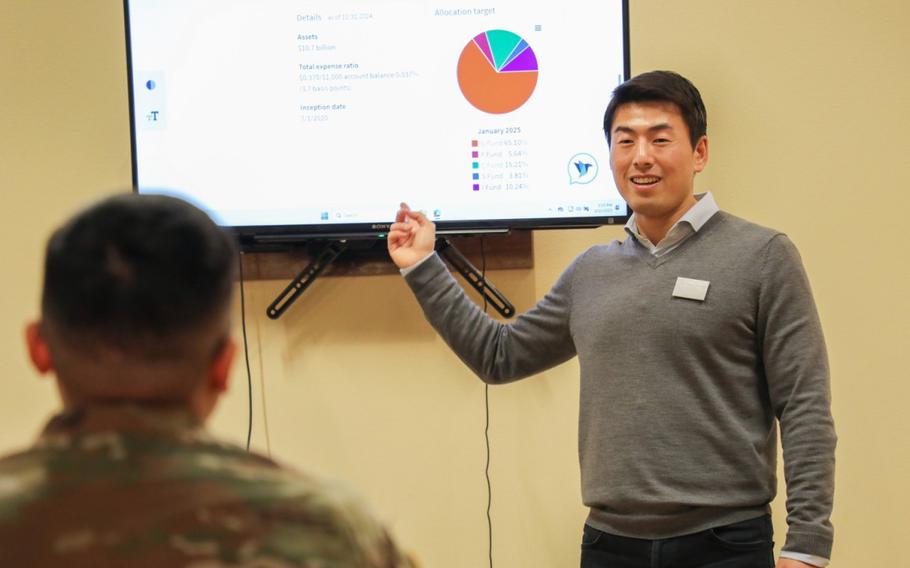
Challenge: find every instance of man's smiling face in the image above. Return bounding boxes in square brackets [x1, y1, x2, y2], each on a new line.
[609, 101, 708, 233]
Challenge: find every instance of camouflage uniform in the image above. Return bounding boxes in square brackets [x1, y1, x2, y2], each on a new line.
[0, 404, 415, 567]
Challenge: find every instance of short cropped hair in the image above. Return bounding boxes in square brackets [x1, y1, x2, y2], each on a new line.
[42, 194, 237, 356]
[603, 70, 707, 148]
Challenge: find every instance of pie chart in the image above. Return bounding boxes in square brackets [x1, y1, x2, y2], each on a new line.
[457, 30, 539, 114]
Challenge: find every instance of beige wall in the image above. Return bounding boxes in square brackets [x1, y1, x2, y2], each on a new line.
[2, 1, 908, 566]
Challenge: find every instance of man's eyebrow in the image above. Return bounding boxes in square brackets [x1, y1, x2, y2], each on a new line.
[612, 123, 674, 134]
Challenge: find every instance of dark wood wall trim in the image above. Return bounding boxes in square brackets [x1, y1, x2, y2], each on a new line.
[239, 231, 533, 281]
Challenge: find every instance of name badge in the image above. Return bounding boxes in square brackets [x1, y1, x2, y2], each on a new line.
[672, 277, 710, 302]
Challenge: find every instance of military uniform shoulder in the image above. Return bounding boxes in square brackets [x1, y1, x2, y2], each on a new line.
[171, 465, 414, 567]
[0, 434, 73, 515]
[0, 436, 415, 567]
[153, 436, 413, 566]
[287, 477, 413, 566]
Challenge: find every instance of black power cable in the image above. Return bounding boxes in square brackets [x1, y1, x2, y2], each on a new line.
[480, 236, 493, 568]
[237, 248, 254, 451]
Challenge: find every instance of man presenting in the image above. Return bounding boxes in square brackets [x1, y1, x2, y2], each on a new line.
[0, 194, 413, 567]
[388, 71, 835, 567]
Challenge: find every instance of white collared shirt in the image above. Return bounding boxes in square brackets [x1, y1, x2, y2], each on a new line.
[624, 192, 719, 256]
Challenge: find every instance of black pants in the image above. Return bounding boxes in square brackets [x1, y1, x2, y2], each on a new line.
[580, 515, 775, 568]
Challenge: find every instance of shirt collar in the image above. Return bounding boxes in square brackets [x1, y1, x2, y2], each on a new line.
[39, 403, 204, 440]
[624, 191, 719, 240]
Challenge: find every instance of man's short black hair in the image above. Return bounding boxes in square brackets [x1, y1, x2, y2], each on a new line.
[603, 70, 707, 148]
[42, 194, 237, 354]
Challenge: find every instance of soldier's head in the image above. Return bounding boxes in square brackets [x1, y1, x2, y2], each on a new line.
[25, 194, 238, 417]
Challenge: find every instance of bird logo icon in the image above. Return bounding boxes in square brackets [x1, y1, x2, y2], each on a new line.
[568, 153, 599, 184]
[574, 161, 593, 177]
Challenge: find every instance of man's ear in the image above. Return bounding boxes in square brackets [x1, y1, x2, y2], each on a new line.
[693, 135, 709, 173]
[209, 338, 237, 393]
[25, 321, 54, 375]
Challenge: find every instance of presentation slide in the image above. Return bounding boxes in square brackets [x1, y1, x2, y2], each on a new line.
[128, 0, 628, 227]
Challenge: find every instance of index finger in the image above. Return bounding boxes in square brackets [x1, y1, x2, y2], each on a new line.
[394, 202, 412, 223]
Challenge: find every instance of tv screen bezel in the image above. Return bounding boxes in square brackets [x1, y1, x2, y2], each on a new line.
[123, 0, 631, 246]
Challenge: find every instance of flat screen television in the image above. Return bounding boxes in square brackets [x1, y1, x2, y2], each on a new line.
[125, 0, 630, 247]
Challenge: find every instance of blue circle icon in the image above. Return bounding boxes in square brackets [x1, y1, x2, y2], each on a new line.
[568, 153, 599, 185]
[146, 80, 156, 90]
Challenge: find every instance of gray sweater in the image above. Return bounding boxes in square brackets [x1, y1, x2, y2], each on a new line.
[404, 211, 836, 558]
